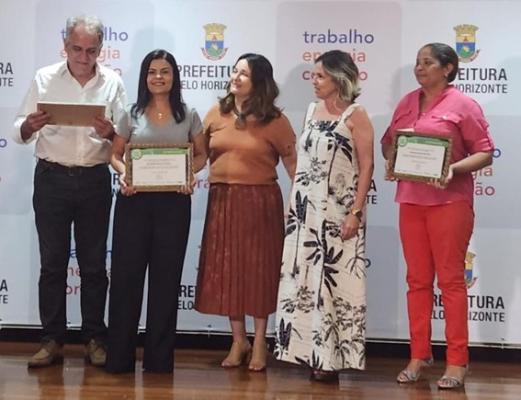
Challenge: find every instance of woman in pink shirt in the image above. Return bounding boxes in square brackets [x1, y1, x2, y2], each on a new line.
[381, 43, 494, 389]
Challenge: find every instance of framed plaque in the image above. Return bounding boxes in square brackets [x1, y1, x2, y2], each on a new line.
[389, 131, 452, 183]
[37, 101, 105, 127]
[124, 143, 193, 192]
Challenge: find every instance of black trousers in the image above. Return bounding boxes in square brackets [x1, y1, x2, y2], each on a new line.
[106, 191, 191, 373]
[33, 159, 111, 344]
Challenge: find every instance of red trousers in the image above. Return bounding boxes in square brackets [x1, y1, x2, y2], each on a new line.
[399, 201, 474, 366]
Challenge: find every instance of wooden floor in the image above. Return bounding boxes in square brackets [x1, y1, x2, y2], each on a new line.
[0, 343, 520, 400]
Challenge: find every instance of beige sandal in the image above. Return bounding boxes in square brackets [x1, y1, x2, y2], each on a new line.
[221, 340, 252, 368]
[396, 358, 434, 383]
[248, 341, 267, 372]
[437, 365, 468, 390]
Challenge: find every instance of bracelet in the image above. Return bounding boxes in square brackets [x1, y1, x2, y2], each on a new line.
[350, 208, 363, 222]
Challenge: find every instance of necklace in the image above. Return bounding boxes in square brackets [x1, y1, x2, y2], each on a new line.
[157, 112, 164, 119]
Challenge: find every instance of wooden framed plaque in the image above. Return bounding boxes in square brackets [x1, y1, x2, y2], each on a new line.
[389, 131, 452, 183]
[124, 143, 193, 192]
[37, 101, 105, 127]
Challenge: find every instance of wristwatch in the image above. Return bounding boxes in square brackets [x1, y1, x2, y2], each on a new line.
[351, 208, 363, 222]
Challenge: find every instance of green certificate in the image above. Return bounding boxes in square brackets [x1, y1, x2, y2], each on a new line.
[390, 131, 452, 182]
[125, 143, 193, 192]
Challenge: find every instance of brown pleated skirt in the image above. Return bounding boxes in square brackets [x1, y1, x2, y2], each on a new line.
[195, 183, 284, 318]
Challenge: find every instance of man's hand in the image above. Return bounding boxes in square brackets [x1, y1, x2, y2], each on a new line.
[93, 116, 115, 139]
[21, 111, 50, 140]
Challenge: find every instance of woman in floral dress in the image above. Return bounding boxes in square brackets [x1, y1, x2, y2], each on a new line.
[275, 50, 374, 381]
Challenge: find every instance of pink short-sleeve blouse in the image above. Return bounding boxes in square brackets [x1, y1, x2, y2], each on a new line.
[381, 85, 494, 207]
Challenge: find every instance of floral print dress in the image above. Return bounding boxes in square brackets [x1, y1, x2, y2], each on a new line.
[274, 102, 367, 371]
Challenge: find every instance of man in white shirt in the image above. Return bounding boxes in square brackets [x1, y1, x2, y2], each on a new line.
[13, 15, 127, 368]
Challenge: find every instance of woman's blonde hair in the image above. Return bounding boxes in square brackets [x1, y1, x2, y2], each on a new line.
[316, 50, 361, 103]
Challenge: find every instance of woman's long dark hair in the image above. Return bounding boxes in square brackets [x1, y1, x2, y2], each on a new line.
[131, 49, 185, 123]
[219, 53, 281, 126]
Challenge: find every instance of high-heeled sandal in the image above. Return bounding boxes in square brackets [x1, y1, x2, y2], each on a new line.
[221, 341, 252, 368]
[437, 365, 468, 390]
[248, 341, 267, 372]
[396, 358, 434, 383]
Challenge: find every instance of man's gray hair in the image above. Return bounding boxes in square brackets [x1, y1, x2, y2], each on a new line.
[65, 15, 104, 44]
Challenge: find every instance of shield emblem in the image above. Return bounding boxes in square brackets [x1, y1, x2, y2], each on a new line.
[454, 24, 480, 63]
[456, 42, 476, 60]
[201, 23, 228, 61]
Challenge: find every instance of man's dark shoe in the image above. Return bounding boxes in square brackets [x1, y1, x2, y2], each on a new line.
[85, 339, 106, 367]
[27, 340, 63, 368]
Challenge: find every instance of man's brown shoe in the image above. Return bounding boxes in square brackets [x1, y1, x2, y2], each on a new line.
[27, 340, 63, 368]
[85, 339, 106, 367]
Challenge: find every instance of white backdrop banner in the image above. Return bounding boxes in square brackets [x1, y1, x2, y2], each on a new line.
[0, 0, 519, 346]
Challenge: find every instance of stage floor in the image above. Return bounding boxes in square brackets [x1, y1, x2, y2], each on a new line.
[0, 342, 519, 399]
